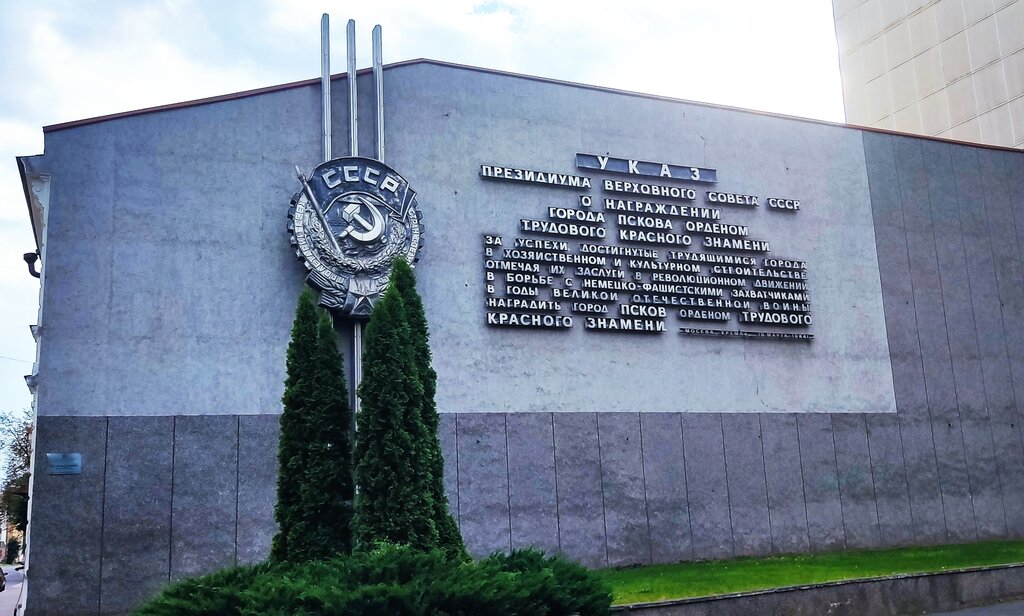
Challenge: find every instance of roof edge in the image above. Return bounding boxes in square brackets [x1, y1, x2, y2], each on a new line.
[41, 58, 1024, 154]
[16, 155, 44, 252]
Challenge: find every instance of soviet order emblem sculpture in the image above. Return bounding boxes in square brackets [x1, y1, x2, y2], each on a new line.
[288, 156, 423, 316]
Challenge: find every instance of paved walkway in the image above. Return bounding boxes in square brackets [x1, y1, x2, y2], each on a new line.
[0, 566, 24, 616]
[929, 599, 1024, 615]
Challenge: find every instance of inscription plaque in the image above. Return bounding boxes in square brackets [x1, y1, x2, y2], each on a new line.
[480, 154, 813, 341]
[46, 453, 82, 475]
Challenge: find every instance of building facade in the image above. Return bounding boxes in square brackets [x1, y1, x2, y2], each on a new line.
[834, 0, 1024, 146]
[17, 59, 1024, 615]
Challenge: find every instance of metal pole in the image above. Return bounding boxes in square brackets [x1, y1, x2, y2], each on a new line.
[295, 165, 340, 254]
[372, 25, 384, 161]
[347, 19, 358, 157]
[347, 19, 362, 415]
[321, 14, 332, 162]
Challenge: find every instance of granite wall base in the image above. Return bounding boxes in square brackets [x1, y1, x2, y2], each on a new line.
[27, 407, 1024, 614]
[27, 415, 279, 616]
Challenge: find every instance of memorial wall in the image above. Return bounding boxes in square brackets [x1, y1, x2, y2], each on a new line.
[382, 64, 899, 417]
[19, 60, 1024, 615]
[467, 146, 895, 415]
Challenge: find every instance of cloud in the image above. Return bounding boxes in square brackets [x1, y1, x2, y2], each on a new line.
[7, 11, 265, 127]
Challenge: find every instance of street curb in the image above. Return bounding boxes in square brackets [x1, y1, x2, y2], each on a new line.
[611, 563, 1024, 615]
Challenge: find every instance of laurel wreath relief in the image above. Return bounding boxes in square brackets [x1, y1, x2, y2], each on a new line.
[307, 206, 405, 275]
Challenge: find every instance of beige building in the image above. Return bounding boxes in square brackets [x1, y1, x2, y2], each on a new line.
[834, 0, 1024, 147]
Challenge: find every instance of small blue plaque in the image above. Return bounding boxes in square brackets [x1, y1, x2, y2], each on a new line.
[46, 453, 82, 475]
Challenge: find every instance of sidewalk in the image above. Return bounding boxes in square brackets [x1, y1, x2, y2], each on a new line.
[930, 600, 1024, 615]
[0, 566, 25, 616]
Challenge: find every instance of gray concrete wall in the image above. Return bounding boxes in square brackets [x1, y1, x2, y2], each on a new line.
[33, 60, 897, 417]
[23, 62, 1024, 614]
[28, 415, 278, 616]
[386, 62, 896, 415]
[34, 85, 316, 418]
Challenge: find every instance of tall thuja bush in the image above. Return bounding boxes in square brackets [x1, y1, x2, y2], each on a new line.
[301, 308, 354, 553]
[391, 258, 467, 560]
[271, 288, 353, 562]
[353, 281, 438, 549]
[271, 289, 318, 562]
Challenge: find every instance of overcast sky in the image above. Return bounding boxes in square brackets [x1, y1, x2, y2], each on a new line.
[0, 0, 844, 415]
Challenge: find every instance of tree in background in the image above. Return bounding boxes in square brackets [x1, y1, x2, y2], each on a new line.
[391, 258, 467, 560]
[353, 279, 438, 549]
[0, 410, 32, 535]
[4, 538, 19, 565]
[271, 288, 353, 562]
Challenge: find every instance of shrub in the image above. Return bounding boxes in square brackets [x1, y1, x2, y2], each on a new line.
[390, 258, 467, 561]
[353, 282, 437, 550]
[134, 546, 612, 616]
[482, 550, 614, 616]
[271, 288, 353, 563]
[134, 562, 273, 616]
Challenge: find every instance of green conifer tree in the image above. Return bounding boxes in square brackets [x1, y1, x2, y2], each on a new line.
[391, 258, 467, 560]
[271, 288, 354, 562]
[353, 282, 438, 550]
[271, 289, 318, 562]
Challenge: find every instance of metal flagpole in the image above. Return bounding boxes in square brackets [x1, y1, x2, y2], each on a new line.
[373, 25, 384, 162]
[347, 19, 358, 155]
[347, 19, 363, 415]
[321, 14, 331, 162]
[321, 15, 355, 411]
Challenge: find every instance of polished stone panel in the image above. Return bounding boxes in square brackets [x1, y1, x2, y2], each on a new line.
[863, 132, 904, 230]
[682, 414, 733, 559]
[506, 413, 559, 553]
[872, 226, 919, 366]
[170, 416, 238, 578]
[553, 413, 607, 568]
[797, 414, 846, 551]
[456, 414, 511, 558]
[29, 417, 107, 616]
[640, 413, 692, 563]
[100, 417, 174, 615]
[960, 415, 1008, 539]
[865, 414, 914, 547]
[598, 413, 651, 567]
[897, 413, 949, 543]
[978, 150, 1024, 366]
[869, 144, 945, 544]
[832, 415, 882, 549]
[437, 413, 460, 529]
[933, 419, 980, 542]
[760, 414, 810, 554]
[721, 415, 772, 556]
[236, 414, 279, 565]
[895, 137, 976, 543]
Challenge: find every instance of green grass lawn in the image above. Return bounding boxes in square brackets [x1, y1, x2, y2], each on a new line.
[598, 540, 1024, 605]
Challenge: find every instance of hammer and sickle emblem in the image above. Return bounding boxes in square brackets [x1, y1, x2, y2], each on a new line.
[332, 193, 387, 244]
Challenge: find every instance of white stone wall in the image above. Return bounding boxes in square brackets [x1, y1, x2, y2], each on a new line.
[835, 0, 1024, 147]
